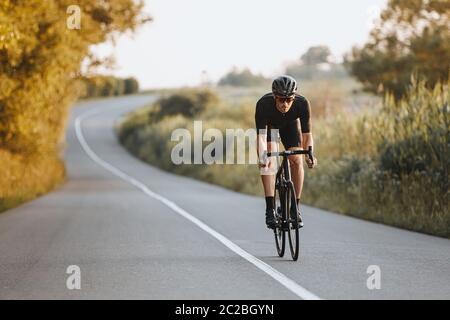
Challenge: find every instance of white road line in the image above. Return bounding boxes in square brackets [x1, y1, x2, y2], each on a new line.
[74, 106, 322, 301]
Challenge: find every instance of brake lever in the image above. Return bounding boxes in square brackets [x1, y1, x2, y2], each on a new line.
[307, 146, 314, 164]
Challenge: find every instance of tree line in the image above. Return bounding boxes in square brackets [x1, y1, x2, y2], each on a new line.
[80, 76, 140, 98]
[218, 0, 449, 100]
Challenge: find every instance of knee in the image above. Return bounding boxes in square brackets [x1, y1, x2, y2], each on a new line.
[288, 155, 303, 167]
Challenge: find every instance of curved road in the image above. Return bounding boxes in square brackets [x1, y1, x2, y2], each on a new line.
[0, 95, 449, 299]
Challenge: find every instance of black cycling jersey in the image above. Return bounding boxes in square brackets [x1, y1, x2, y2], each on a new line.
[255, 93, 311, 148]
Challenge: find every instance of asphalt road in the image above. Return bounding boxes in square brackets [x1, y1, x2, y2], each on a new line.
[0, 95, 449, 300]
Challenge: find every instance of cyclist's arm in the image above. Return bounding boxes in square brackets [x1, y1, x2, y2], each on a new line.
[299, 99, 316, 167]
[299, 98, 312, 151]
[302, 133, 314, 151]
[255, 101, 268, 166]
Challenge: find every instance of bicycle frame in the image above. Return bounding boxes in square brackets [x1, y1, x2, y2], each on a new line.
[276, 156, 291, 188]
[268, 146, 313, 261]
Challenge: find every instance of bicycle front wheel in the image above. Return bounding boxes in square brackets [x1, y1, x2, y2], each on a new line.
[273, 181, 285, 257]
[286, 182, 299, 261]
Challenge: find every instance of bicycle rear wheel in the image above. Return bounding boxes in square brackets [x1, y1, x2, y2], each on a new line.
[286, 182, 299, 261]
[273, 181, 285, 257]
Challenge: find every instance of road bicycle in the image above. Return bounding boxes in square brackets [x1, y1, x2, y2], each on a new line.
[267, 146, 314, 261]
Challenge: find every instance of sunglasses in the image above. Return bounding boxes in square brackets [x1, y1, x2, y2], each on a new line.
[275, 96, 295, 103]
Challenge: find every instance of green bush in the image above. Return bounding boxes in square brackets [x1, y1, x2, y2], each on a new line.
[379, 133, 437, 176]
[148, 89, 220, 121]
[374, 78, 449, 190]
[124, 77, 139, 94]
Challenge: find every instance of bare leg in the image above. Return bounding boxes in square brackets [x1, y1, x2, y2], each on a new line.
[288, 147, 304, 200]
[260, 142, 278, 197]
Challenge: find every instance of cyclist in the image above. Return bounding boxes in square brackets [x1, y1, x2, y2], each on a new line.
[255, 75, 317, 229]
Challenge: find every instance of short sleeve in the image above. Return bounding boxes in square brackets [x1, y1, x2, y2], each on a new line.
[299, 99, 311, 133]
[255, 100, 268, 134]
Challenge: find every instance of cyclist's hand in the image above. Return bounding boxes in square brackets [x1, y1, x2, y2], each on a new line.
[258, 151, 269, 168]
[258, 158, 271, 168]
[259, 158, 276, 175]
[306, 156, 317, 169]
[258, 162, 268, 168]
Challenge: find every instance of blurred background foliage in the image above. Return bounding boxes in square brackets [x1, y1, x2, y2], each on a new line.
[80, 76, 139, 98]
[0, 0, 149, 210]
[118, 78, 449, 238]
[218, 68, 271, 87]
[117, 0, 449, 237]
[286, 45, 350, 81]
[344, 0, 450, 99]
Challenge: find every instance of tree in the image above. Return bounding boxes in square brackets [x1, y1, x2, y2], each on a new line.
[218, 68, 269, 87]
[285, 45, 348, 80]
[0, 1, 149, 202]
[301, 46, 331, 65]
[0, 1, 149, 154]
[345, 0, 450, 99]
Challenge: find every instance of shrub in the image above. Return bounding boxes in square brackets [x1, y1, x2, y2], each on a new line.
[218, 68, 270, 87]
[124, 77, 139, 94]
[149, 89, 220, 121]
[80, 76, 140, 98]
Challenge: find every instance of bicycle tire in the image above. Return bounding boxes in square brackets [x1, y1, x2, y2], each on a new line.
[287, 182, 300, 261]
[273, 179, 285, 257]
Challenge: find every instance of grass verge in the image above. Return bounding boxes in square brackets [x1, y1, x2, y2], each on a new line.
[117, 82, 449, 238]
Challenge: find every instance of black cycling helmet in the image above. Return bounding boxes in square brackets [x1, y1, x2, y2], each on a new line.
[272, 75, 297, 97]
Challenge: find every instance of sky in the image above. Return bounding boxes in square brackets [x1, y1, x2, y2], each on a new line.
[92, 0, 388, 89]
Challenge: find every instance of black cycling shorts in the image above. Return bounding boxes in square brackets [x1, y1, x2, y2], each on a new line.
[266, 120, 302, 149]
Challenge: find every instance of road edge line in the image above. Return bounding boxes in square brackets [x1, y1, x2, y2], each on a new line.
[74, 106, 322, 301]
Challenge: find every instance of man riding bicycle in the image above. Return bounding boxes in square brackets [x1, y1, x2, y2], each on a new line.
[255, 75, 317, 229]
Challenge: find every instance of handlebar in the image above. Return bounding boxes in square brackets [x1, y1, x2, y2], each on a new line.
[267, 146, 314, 163]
